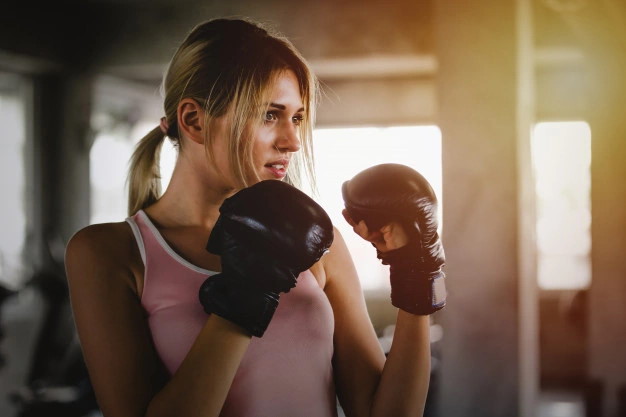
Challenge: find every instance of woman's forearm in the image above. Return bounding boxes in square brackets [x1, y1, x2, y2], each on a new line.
[369, 311, 431, 417]
[145, 315, 251, 417]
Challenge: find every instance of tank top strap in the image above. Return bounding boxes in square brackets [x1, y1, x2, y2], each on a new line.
[126, 210, 215, 275]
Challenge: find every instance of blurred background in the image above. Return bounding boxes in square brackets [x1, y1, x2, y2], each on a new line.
[0, 0, 625, 416]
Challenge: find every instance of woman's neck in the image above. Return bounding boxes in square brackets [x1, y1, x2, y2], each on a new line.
[145, 158, 236, 229]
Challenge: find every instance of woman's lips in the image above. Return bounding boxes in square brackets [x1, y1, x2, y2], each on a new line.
[265, 163, 287, 178]
[264, 160, 289, 179]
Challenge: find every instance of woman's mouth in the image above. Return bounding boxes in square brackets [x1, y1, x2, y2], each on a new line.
[264, 160, 289, 179]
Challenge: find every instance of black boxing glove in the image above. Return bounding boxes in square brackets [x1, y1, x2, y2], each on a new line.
[342, 163, 446, 315]
[199, 180, 333, 337]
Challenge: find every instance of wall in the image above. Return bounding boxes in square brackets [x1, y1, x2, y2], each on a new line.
[435, 1, 521, 416]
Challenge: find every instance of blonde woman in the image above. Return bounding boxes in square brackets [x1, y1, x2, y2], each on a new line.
[65, 18, 444, 417]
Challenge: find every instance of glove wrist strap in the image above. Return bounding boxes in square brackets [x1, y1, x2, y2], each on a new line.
[390, 269, 446, 315]
[377, 242, 447, 315]
[199, 274, 279, 337]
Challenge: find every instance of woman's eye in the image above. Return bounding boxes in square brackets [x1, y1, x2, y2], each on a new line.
[292, 115, 304, 125]
[264, 112, 278, 122]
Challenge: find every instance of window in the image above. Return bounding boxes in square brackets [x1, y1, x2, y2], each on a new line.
[90, 120, 176, 224]
[532, 121, 591, 290]
[312, 126, 443, 291]
[0, 74, 28, 289]
[90, 130, 136, 224]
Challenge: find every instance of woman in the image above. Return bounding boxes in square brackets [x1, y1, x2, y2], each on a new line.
[65, 18, 437, 417]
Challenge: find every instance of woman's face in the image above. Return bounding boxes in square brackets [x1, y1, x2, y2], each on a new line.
[250, 69, 304, 182]
[208, 69, 304, 189]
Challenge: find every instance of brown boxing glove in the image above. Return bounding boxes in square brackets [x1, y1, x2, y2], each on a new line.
[342, 163, 446, 315]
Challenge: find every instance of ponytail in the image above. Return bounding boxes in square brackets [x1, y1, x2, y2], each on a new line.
[127, 126, 166, 216]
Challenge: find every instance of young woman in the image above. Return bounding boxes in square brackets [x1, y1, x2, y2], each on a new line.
[65, 18, 441, 417]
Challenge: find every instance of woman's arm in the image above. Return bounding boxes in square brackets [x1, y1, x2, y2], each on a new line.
[65, 223, 251, 417]
[370, 311, 430, 416]
[323, 227, 431, 417]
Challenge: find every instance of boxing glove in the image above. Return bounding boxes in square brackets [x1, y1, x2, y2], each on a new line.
[199, 180, 334, 337]
[342, 163, 446, 315]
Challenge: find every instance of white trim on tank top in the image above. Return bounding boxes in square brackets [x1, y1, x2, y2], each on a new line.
[131, 210, 217, 275]
[125, 216, 147, 265]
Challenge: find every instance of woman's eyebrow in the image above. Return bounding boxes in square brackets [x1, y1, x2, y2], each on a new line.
[268, 102, 305, 112]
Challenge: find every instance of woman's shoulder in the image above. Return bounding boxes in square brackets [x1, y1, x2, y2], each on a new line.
[318, 226, 354, 285]
[67, 221, 135, 256]
[65, 221, 141, 289]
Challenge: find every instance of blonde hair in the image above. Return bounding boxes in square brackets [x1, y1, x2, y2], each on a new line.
[127, 18, 319, 216]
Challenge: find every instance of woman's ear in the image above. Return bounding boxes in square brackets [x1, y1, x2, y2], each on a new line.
[177, 98, 206, 145]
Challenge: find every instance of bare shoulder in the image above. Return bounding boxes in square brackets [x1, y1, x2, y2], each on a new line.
[66, 221, 136, 267]
[312, 225, 364, 301]
[67, 221, 134, 250]
[322, 226, 358, 283]
[65, 221, 141, 293]
[310, 226, 349, 289]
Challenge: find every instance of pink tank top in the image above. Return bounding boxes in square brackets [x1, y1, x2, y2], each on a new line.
[126, 210, 337, 417]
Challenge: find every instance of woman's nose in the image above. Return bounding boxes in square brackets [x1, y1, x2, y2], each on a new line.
[275, 123, 301, 153]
